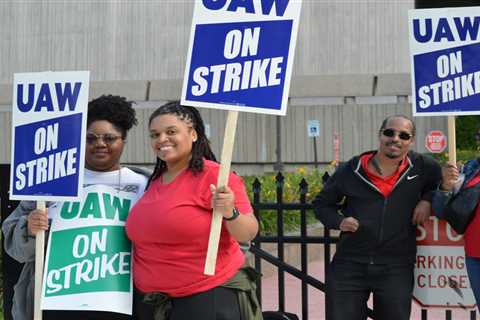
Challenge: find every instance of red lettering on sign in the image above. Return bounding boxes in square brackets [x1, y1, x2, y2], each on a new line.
[416, 274, 469, 289]
[416, 255, 465, 269]
[416, 217, 463, 246]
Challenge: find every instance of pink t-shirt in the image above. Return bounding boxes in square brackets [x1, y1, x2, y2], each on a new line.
[125, 160, 253, 297]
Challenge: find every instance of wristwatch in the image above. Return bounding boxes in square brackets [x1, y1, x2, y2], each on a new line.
[224, 207, 240, 221]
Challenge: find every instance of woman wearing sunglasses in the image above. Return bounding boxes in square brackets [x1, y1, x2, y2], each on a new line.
[313, 115, 441, 320]
[2, 95, 149, 320]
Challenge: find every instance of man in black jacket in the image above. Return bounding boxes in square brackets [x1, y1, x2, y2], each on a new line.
[313, 115, 441, 320]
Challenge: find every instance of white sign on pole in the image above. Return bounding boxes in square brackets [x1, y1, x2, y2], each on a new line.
[181, 0, 302, 115]
[10, 71, 89, 201]
[41, 182, 144, 314]
[180, 0, 303, 275]
[307, 120, 320, 137]
[414, 217, 476, 308]
[409, 7, 480, 116]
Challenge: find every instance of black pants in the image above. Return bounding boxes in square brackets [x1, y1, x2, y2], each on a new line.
[43, 310, 132, 320]
[43, 291, 150, 320]
[135, 286, 241, 320]
[326, 258, 414, 320]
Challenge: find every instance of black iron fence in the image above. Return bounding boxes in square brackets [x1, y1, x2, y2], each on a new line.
[0, 167, 478, 319]
[249, 172, 477, 320]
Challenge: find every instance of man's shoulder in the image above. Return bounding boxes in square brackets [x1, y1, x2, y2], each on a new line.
[407, 151, 440, 168]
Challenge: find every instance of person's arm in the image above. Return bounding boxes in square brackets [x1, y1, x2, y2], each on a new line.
[210, 184, 259, 242]
[312, 165, 350, 230]
[2, 201, 40, 263]
[432, 162, 460, 218]
[418, 156, 442, 201]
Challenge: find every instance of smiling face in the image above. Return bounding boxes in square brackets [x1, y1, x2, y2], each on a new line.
[378, 117, 414, 160]
[149, 114, 197, 169]
[85, 120, 125, 171]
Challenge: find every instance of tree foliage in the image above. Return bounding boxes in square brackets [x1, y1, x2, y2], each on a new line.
[456, 115, 480, 150]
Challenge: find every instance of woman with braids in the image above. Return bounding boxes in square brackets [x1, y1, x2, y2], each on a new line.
[126, 101, 260, 320]
[2, 95, 149, 320]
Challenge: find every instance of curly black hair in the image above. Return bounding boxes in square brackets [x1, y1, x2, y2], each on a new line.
[148, 101, 216, 185]
[87, 95, 138, 138]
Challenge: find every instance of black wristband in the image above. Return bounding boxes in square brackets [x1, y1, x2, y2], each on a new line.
[224, 207, 240, 221]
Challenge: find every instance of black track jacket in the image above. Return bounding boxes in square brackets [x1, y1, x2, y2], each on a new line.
[313, 150, 441, 265]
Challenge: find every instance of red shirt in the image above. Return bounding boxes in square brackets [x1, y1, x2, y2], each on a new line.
[463, 174, 480, 257]
[360, 153, 408, 197]
[125, 160, 253, 296]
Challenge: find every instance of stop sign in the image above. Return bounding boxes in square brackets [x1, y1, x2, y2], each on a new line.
[414, 217, 476, 308]
[425, 130, 447, 153]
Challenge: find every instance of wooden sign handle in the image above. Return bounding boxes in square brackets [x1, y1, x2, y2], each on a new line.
[447, 116, 456, 165]
[34, 201, 45, 320]
[204, 111, 238, 275]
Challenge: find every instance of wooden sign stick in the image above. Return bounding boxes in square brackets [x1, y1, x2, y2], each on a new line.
[34, 201, 46, 320]
[204, 110, 239, 275]
[447, 115, 456, 165]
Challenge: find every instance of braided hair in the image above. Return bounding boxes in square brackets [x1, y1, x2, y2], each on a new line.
[147, 101, 216, 186]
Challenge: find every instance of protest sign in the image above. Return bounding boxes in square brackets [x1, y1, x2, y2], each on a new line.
[409, 7, 480, 116]
[42, 178, 143, 314]
[181, 0, 302, 115]
[181, 0, 302, 275]
[10, 71, 89, 201]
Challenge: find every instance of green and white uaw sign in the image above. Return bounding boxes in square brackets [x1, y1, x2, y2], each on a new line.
[41, 183, 136, 314]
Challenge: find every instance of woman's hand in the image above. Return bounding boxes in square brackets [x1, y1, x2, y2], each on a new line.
[210, 184, 259, 242]
[441, 162, 459, 191]
[210, 184, 235, 218]
[27, 209, 49, 236]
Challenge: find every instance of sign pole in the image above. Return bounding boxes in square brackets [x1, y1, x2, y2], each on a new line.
[447, 116, 456, 164]
[313, 136, 318, 168]
[204, 110, 238, 275]
[34, 201, 45, 320]
[333, 133, 340, 166]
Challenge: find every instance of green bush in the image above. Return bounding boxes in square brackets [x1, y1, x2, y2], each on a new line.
[456, 115, 480, 150]
[243, 165, 334, 235]
[429, 149, 478, 165]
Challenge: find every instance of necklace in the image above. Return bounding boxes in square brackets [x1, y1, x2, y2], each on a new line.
[371, 155, 383, 176]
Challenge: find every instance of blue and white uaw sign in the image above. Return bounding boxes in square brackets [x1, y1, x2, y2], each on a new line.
[181, 0, 302, 115]
[10, 71, 89, 201]
[409, 7, 480, 116]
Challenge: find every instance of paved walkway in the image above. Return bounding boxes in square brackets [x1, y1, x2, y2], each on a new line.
[260, 259, 476, 320]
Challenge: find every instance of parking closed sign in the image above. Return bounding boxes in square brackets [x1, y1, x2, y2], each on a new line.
[10, 71, 89, 201]
[181, 0, 302, 115]
[414, 216, 475, 308]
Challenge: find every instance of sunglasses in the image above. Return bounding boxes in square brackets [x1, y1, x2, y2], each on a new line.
[86, 133, 123, 145]
[382, 128, 412, 141]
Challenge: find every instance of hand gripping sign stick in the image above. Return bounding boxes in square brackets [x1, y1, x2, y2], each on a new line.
[204, 111, 238, 275]
[34, 201, 46, 320]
